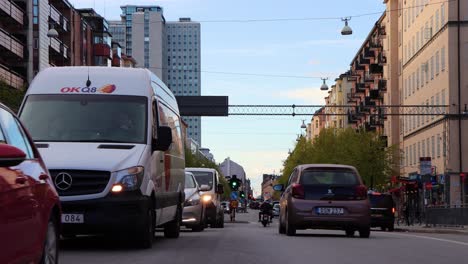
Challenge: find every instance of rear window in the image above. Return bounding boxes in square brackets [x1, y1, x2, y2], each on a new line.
[369, 194, 394, 208]
[300, 168, 359, 185]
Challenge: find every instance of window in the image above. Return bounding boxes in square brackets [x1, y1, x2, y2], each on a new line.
[432, 136, 436, 159]
[0, 109, 34, 158]
[426, 99, 430, 122]
[412, 35, 415, 56]
[435, 51, 440, 75]
[421, 67, 425, 87]
[405, 146, 409, 166]
[441, 47, 446, 71]
[416, 68, 420, 89]
[441, 4, 446, 25]
[437, 134, 441, 157]
[431, 96, 435, 120]
[442, 89, 446, 106]
[436, 93, 440, 106]
[425, 61, 429, 83]
[418, 142, 421, 160]
[435, 9, 440, 31]
[430, 56, 434, 79]
[422, 139, 426, 157]
[427, 138, 431, 158]
[413, 144, 417, 166]
[413, 72, 416, 94]
[421, 27, 424, 46]
[422, 102, 425, 125]
[409, 145, 413, 165]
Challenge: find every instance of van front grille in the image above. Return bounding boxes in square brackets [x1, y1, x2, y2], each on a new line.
[49, 170, 110, 196]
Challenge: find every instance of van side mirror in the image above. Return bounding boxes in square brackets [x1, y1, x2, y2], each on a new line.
[0, 144, 26, 167]
[152, 126, 172, 152]
[273, 184, 284, 192]
[216, 183, 224, 194]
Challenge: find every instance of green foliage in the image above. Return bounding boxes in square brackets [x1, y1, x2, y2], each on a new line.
[185, 148, 231, 199]
[0, 81, 26, 113]
[280, 128, 398, 190]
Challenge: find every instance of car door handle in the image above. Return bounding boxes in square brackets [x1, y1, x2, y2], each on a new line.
[15, 176, 27, 184]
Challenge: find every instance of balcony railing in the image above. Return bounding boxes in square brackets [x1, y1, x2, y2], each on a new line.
[0, 64, 24, 89]
[49, 37, 68, 59]
[358, 54, 370, 66]
[378, 79, 387, 91]
[377, 52, 387, 65]
[94, 43, 112, 58]
[369, 89, 381, 100]
[0, 28, 24, 58]
[369, 64, 383, 75]
[355, 82, 366, 93]
[50, 5, 61, 24]
[364, 47, 375, 59]
[0, 0, 24, 25]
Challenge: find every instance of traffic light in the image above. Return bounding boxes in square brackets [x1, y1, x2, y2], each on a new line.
[240, 191, 245, 198]
[229, 176, 241, 191]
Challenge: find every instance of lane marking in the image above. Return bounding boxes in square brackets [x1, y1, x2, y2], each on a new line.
[387, 232, 468, 247]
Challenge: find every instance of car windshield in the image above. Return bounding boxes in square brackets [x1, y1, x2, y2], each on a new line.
[369, 194, 394, 208]
[300, 168, 359, 185]
[190, 171, 214, 189]
[185, 174, 196, 188]
[20, 94, 147, 144]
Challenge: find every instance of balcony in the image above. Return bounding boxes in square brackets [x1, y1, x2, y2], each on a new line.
[369, 40, 383, 50]
[0, 0, 24, 26]
[50, 5, 69, 32]
[358, 55, 370, 66]
[364, 97, 376, 107]
[370, 116, 384, 127]
[0, 63, 24, 89]
[364, 123, 377, 132]
[94, 43, 112, 58]
[355, 82, 366, 94]
[377, 52, 387, 65]
[379, 26, 387, 37]
[369, 89, 382, 100]
[0, 28, 24, 59]
[364, 47, 375, 59]
[347, 110, 359, 124]
[364, 72, 374, 83]
[353, 61, 365, 72]
[378, 79, 387, 91]
[49, 38, 69, 61]
[369, 64, 383, 75]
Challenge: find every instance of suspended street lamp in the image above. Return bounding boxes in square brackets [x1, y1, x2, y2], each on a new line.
[341, 17, 353, 35]
[320, 77, 329, 91]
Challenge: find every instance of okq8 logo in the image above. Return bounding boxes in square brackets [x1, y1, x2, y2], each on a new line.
[60, 84, 116, 94]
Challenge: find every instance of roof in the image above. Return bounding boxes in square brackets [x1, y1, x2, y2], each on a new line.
[350, 12, 386, 65]
[296, 164, 358, 171]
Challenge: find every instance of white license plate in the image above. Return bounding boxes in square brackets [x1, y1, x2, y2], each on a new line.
[61, 214, 84, 223]
[316, 207, 344, 215]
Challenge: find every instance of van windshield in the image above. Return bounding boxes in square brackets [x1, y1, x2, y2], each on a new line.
[190, 171, 214, 190]
[20, 94, 147, 144]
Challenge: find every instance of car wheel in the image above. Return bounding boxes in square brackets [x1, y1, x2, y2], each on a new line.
[359, 226, 371, 238]
[40, 217, 59, 264]
[136, 205, 155, 248]
[278, 219, 286, 234]
[285, 210, 296, 236]
[345, 229, 355, 237]
[387, 223, 395, 232]
[164, 206, 181, 239]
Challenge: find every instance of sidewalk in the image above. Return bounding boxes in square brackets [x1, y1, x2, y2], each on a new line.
[395, 224, 468, 235]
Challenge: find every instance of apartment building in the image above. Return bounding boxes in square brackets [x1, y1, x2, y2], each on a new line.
[390, 0, 468, 205]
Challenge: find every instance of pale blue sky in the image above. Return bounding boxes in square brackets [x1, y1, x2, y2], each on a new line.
[70, 0, 385, 195]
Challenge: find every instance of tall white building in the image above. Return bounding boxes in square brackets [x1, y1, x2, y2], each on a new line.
[166, 18, 201, 145]
[110, 8, 201, 145]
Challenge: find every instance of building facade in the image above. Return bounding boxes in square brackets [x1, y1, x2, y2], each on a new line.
[166, 18, 201, 145]
[219, 157, 246, 182]
[388, 0, 468, 205]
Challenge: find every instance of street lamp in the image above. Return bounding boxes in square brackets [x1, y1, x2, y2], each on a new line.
[341, 17, 353, 35]
[301, 119, 307, 129]
[320, 78, 329, 91]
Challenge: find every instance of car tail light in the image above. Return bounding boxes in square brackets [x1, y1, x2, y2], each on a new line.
[292, 183, 305, 199]
[392, 207, 396, 214]
[355, 185, 368, 200]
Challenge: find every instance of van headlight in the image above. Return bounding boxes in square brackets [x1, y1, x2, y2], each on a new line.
[114, 166, 144, 192]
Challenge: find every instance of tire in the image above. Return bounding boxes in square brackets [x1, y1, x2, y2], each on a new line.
[278, 217, 286, 234]
[359, 226, 371, 238]
[40, 217, 59, 264]
[387, 223, 395, 232]
[262, 220, 268, 227]
[164, 206, 181, 239]
[285, 210, 296, 236]
[135, 205, 155, 248]
[345, 229, 355, 237]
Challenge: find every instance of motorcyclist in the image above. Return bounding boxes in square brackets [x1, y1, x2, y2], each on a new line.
[258, 200, 273, 222]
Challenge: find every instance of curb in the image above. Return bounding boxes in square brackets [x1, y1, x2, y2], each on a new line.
[395, 227, 468, 235]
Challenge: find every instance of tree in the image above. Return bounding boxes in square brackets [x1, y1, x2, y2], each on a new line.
[0, 81, 26, 113]
[279, 128, 397, 190]
[185, 148, 231, 199]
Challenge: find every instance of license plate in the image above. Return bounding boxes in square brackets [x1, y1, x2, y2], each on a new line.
[316, 207, 344, 215]
[61, 214, 84, 223]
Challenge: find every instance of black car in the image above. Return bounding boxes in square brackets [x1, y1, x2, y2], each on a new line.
[369, 192, 395, 231]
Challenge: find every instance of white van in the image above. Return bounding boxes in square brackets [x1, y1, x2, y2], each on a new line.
[19, 67, 185, 248]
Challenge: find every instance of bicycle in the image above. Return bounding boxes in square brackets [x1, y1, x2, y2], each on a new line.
[230, 207, 236, 222]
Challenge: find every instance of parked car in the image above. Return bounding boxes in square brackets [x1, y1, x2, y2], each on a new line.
[19, 67, 185, 248]
[273, 203, 280, 217]
[186, 168, 225, 228]
[0, 103, 61, 264]
[275, 164, 371, 238]
[369, 192, 395, 231]
[183, 171, 210, 231]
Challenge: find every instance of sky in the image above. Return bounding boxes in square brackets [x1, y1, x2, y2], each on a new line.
[69, 0, 385, 196]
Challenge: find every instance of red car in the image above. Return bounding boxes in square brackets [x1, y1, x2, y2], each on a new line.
[0, 103, 61, 264]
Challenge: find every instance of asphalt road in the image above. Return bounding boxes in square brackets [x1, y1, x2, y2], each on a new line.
[61, 211, 468, 264]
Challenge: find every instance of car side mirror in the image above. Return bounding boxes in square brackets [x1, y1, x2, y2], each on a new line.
[273, 184, 284, 192]
[0, 144, 26, 167]
[199, 184, 211, 192]
[152, 126, 173, 152]
[216, 183, 224, 194]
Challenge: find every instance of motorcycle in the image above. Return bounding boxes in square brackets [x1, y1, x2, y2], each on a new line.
[260, 212, 270, 227]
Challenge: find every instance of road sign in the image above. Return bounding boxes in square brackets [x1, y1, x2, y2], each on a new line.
[420, 157, 432, 175]
[231, 191, 238, 200]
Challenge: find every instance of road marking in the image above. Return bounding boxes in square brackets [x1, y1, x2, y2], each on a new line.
[388, 232, 468, 247]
